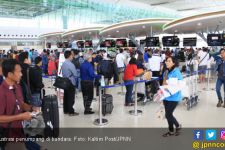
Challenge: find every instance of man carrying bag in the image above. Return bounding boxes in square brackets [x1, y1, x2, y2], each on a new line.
[59, 51, 79, 116]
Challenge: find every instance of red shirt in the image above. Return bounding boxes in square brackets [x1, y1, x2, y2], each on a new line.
[0, 81, 24, 138]
[124, 64, 138, 81]
[48, 60, 57, 75]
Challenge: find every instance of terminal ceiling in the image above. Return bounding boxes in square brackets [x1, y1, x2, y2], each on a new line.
[1, 0, 225, 28]
[131, 0, 225, 16]
[0, 0, 178, 25]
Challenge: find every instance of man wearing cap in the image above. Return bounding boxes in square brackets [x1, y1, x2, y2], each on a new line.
[80, 54, 101, 114]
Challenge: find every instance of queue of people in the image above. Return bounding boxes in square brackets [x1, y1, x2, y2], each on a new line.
[0, 46, 224, 147]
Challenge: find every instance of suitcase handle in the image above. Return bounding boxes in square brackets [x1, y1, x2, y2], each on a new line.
[41, 88, 45, 99]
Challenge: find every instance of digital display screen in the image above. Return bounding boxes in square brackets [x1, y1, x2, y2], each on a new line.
[183, 38, 197, 46]
[162, 36, 179, 47]
[207, 34, 222, 46]
[146, 37, 160, 47]
[100, 40, 116, 48]
[116, 39, 127, 47]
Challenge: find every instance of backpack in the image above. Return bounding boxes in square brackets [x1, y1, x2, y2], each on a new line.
[98, 60, 114, 79]
[178, 51, 185, 62]
[21, 79, 32, 104]
[20, 68, 33, 104]
[72, 57, 81, 69]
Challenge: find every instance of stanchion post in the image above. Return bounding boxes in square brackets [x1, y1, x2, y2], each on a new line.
[207, 69, 210, 91]
[134, 81, 138, 115]
[99, 86, 102, 124]
[203, 68, 211, 91]
[129, 81, 142, 116]
[94, 86, 108, 126]
[121, 85, 124, 94]
[196, 69, 199, 92]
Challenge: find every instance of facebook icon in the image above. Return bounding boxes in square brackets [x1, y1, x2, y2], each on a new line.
[194, 130, 203, 140]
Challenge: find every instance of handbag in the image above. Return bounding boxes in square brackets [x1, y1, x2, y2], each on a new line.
[53, 67, 73, 90]
[53, 76, 72, 90]
[23, 113, 45, 137]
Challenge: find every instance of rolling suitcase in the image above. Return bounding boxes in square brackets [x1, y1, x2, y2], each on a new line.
[42, 95, 59, 138]
[102, 94, 113, 116]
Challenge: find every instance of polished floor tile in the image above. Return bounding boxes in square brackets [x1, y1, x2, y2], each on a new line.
[43, 77, 225, 128]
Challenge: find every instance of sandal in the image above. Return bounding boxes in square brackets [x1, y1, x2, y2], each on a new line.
[162, 132, 174, 137]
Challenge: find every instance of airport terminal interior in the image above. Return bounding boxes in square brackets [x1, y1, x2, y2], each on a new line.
[1, 0, 225, 143]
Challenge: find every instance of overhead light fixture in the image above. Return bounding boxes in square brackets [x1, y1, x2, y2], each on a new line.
[89, 32, 92, 35]
[116, 30, 119, 33]
[142, 26, 146, 29]
[197, 23, 202, 26]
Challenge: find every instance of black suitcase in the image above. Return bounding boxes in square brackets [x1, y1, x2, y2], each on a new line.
[42, 94, 59, 138]
[102, 94, 113, 116]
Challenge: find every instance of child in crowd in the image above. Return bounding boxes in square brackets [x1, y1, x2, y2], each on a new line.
[48, 56, 57, 75]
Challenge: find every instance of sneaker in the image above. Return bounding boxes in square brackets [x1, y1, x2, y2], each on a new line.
[217, 101, 223, 107]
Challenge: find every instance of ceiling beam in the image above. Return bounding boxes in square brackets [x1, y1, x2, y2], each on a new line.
[150, 0, 177, 6]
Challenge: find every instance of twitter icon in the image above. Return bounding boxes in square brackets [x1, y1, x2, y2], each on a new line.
[206, 130, 217, 140]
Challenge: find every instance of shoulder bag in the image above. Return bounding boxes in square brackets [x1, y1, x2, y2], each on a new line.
[53, 68, 72, 90]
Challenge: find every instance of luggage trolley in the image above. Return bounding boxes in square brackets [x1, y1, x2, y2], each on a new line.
[136, 76, 159, 105]
[182, 72, 199, 110]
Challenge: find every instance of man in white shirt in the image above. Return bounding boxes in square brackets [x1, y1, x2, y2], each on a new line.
[161, 51, 166, 62]
[116, 48, 126, 84]
[148, 49, 162, 77]
[198, 48, 209, 83]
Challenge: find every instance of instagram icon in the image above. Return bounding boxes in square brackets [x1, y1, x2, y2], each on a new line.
[220, 130, 225, 140]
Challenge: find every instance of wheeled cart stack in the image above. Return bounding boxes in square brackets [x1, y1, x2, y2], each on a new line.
[136, 77, 159, 105]
[182, 73, 199, 110]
